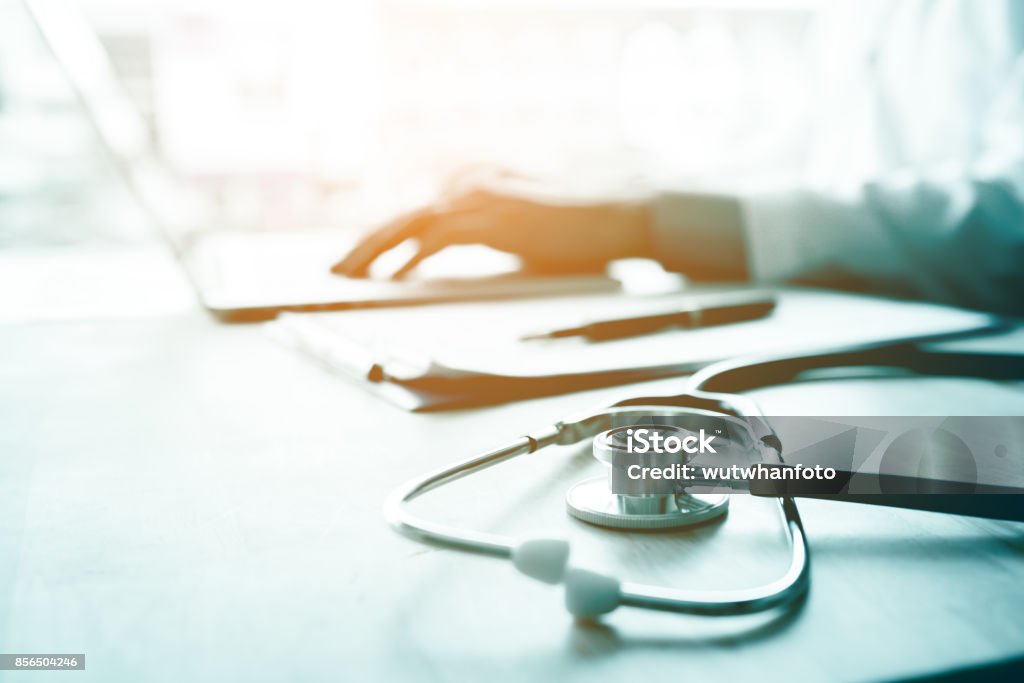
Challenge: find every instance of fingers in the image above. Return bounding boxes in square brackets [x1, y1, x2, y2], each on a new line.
[391, 212, 482, 279]
[391, 234, 448, 280]
[331, 207, 435, 277]
[332, 189, 508, 279]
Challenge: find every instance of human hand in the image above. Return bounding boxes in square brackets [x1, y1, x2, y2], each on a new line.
[331, 185, 652, 278]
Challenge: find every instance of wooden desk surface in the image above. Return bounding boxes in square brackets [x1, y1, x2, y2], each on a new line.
[1, 311, 1023, 682]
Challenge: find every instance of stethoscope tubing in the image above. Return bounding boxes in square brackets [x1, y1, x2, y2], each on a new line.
[384, 322, 1023, 619]
[384, 407, 811, 617]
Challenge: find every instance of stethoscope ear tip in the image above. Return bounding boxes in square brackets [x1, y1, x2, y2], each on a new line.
[565, 568, 621, 619]
[511, 540, 622, 619]
[512, 538, 570, 584]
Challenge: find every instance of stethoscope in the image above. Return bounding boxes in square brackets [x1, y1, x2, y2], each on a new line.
[385, 326, 1024, 620]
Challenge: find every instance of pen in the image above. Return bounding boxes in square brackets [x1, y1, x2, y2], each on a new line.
[522, 296, 777, 342]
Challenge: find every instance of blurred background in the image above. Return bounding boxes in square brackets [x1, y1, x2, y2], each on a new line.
[0, 0, 827, 252]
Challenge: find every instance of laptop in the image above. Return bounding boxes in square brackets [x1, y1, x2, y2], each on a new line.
[26, 0, 621, 322]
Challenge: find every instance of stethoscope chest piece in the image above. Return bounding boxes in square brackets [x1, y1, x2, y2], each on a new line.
[566, 477, 728, 529]
[566, 424, 729, 530]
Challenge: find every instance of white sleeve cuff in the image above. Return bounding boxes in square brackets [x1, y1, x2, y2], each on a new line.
[649, 192, 747, 278]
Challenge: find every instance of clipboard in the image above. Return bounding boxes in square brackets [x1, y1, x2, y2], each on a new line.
[268, 288, 995, 411]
